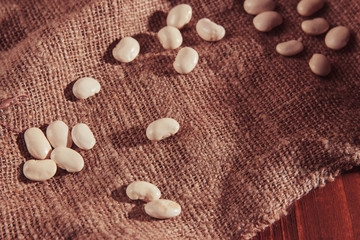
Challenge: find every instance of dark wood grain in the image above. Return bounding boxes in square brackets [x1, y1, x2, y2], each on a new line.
[253, 167, 360, 240]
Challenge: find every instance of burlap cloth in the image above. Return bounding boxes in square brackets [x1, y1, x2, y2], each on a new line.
[0, 0, 359, 239]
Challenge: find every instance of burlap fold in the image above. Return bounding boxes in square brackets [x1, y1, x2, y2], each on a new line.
[1, 0, 359, 239]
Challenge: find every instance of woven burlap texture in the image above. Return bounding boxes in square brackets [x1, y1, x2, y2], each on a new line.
[0, 0, 359, 239]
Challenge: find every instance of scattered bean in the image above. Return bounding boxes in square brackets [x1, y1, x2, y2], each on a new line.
[309, 53, 331, 76]
[173, 47, 199, 74]
[196, 18, 225, 42]
[46, 120, 72, 148]
[253, 11, 283, 32]
[158, 26, 183, 50]
[24, 127, 52, 160]
[51, 147, 84, 172]
[276, 40, 304, 56]
[167, 4, 192, 29]
[112, 37, 140, 63]
[144, 199, 181, 219]
[126, 181, 161, 202]
[72, 77, 101, 100]
[243, 0, 276, 15]
[71, 123, 96, 150]
[301, 18, 329, 35]
[146, 118, 180, 141]
[23, 159, 57, 181]
[325, 26, 350, 50]
[297, 0, 325, 17]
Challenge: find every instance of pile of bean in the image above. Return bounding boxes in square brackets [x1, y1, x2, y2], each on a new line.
[22, 75, 100, 181]
[126, 181, 181, 219]
[22, 121, 96, 181]
[112, 4, 226, 74]
[243, 0, 351, 76]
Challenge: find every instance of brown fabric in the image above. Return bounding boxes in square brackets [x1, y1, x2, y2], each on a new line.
[0, 0, 359, 239]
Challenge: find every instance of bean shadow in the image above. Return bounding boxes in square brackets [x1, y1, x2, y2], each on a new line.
[111, 185, 154, 221]
[110, 126, 150, 148]
[132, 33, 162, 55]
[167, 0, 185, 7]
[102, 38, 120, 65]
[309, 2, 330, 19]
[16, 130, 30, 159]
[128, 205, 154, 221]
[150, 55, 174, 77]
[54, 168, 71, 179]
[0, 12, 27, 51]
[18, 162, 31, 183]
[111, 185, 133, 203]
[148, 11, 167, 33]
[317, 63, 339, 81]
[64, 80, 79, 102]
[332, 33, 358, 55]
[181, 24, 202, 47]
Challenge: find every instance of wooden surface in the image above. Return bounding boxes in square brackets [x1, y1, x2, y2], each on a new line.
[252, 167, 360, 240]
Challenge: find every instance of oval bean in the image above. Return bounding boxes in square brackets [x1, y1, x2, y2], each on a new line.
[72, 77, 101, 100]
[157, 26, 183, 50]
[301, 18, 329, 35]
[23, 159, 57, 181]
[196, 18, 225, 42]
[126, 181, 161, 202]
[166, 4, 192, 29]
[144, 199, 181, 219]
[146, 118, 180, 141]
[24, 127, 52, 160]
[51, 147, 84, 172]
[112, 37, 140, 63]
[309, 54, 331, 76]
[297, 0, 325, 16]
[253, 11, 282, 32]
[71, 123, 96, 150]
[243, 0, 275, 15]
[173, 47, 199, 74]
[46, 120, 72, 148]
[325, 26, 350, 50]
[276, 40, 304, 56]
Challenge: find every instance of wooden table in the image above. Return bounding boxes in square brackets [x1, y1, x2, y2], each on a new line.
[253, 167, 360, 240]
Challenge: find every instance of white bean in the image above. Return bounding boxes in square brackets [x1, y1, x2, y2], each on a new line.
[157, 26, 183, 50]
[276, 40, 304, 56]
[50, 147, 84, 172]
[309, 54, 331, 76]
[144, 199, 181, 219]
[24, 127, 52, 160]
[325, 26, 350, 50]
[173, 47, 199, 74]
[146, 118, 180, 141]
[253, 11, 283, 32]
[72, 77, 101, 100]
[297, 0, 325, 17]
[196, 18, 225, 42]
[23, 159, 57, 181]
[46, 120, 72, 148]
[301, 18, 329, 35]
[166, 4, 192, 29]
[126, 181, 161, 202]
[243, 0, 275, 15]
[112, 37, 140, 63]
[71, 123, 96, 150]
